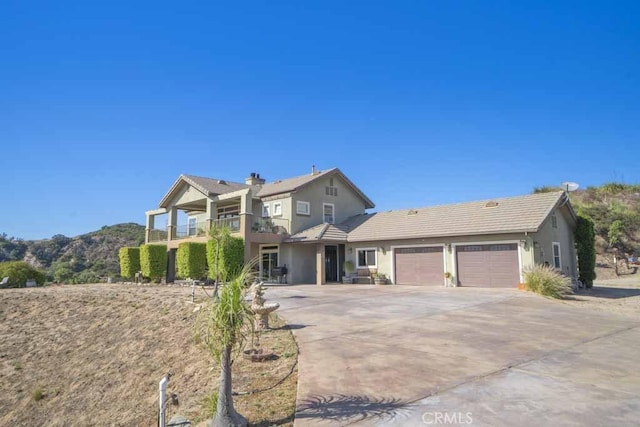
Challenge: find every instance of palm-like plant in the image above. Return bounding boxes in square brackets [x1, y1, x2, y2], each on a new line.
[194, 261, 256, 427]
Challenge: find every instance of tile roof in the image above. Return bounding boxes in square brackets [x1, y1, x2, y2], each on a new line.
[159, 174, 248, 207]
[159, 168, 374, 209]
[344, 191, 569, 242]
[257, 168, 375, 208]
[285, 223, 351, 243]
[182, 175, 248, 195]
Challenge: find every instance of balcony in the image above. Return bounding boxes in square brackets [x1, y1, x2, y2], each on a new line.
[252, 217, 289, 235]
[212, 217, 241, 232]
[148, 229, 168, 243]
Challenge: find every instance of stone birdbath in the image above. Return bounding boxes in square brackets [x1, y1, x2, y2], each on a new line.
[244, 282, 280, 362]
[250, 282, 279, 330]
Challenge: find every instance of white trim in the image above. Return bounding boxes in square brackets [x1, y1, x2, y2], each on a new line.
[187, 216, 198, 236]
[323, 203, 335, 224]
[262, 203, 270, 218]
[272, 201, 282, 217]
[356, 247, 377, 268]
[296, 200, 310, 216]
[389, 244, 446, 286]
[259, 244, 280, 281]
[452, 240, 522, 286]
[552, 241, 562, 269]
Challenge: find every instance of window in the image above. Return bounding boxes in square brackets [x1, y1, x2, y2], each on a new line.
[552, 242, 561, 269]
[325, 177, 338, 196]
[217, 205, 239, 219]
[296, 201, 310, 215]
[188, 217, 197, 236]
[325, 186, 338, 196]
[551, 214, 558, 229]
[262, 204, 270, 218]
[357, 248, 377, 268]
[272, 202, 282, 216]
[323, 203, 335, 224]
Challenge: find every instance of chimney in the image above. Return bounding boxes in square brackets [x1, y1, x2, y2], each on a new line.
[311, 165, 316, 175]
[245, 172, 265, 185]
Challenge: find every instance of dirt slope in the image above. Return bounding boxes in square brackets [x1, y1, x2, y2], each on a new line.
[0, 284, 213, 426]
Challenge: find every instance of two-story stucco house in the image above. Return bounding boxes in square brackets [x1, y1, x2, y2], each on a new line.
[145, 167, 578, 287]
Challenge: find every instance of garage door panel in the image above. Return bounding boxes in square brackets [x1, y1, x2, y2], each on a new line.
[395, 247, 443, 285]
[456, 244, 519, 288]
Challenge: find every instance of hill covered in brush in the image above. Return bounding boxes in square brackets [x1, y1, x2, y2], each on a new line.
[0, 223, 145, 283]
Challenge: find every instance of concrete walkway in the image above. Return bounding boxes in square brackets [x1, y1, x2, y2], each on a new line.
[268, 284, 640, 427]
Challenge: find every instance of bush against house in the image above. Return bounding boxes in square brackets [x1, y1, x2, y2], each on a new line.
[575, 215, 596, 287]
[119, 247, 141, 279]
[177, 242, 207, 280]
[206, 231, 245, 283]
[524, 264, 573, 298]
[0, 261, 46, 287]
[140, 244, 167, 281]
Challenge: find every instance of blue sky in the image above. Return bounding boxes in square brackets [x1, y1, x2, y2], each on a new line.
[1, 1, 638, 239]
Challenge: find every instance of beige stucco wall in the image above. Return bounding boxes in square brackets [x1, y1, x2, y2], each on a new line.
[290, 174, 367, 235]
[532, 206, 577, 279]
[344, 233, 536, 285]
[281, 243, 316, 284]
[166, 184, 208, 207]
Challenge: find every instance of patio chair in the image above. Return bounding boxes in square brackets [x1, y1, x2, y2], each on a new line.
[0, 277, 9, 286]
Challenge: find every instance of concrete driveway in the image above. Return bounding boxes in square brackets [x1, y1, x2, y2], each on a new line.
[268, 284, 640, 427]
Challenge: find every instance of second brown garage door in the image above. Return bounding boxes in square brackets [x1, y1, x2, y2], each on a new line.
[394, 247, 444, 285]
[456, 244, 520, 287]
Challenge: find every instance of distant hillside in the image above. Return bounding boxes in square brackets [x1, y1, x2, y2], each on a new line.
[535, 183, 640, 278]
[0, 223, 145, 283]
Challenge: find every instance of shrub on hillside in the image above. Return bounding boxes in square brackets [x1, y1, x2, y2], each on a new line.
[524, 264, 573, 299]
[206, 228, 245, 282]
[140, 244, 167, 282]
[119, 247, 141, 279]
[177, 242, 207, 280]
[0, 261, 46, 288]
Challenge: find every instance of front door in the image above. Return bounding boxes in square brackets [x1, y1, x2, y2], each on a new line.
[260, 246, 279, 282]
[325, 245, 338, 282]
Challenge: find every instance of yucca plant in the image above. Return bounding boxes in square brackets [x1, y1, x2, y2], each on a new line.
[524, 264, 573, 299]
[194, 261, 257, 427]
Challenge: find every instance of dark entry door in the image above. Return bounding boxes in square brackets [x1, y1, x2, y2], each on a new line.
[325, 245, 338, 282]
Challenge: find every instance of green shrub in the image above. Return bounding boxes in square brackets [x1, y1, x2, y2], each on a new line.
[119, 247, 141, 279]
[140, 244, 167, 281]
[575, 214, 596, 288]
[177, 242, 207, 279]
[206, 228, 245, 282]
[0, 261, 46, 287]
[32, 388, 44, 402]
[524, 264, 573, 298]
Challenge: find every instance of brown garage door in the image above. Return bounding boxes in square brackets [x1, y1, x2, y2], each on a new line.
[395, 247, 444, 285]
[456, 244, 520, 287]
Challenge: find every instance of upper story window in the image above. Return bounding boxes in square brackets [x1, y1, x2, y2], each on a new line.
[325, 177, 338, 196]
[188, 217, 197, 236]
[296, 201, 310, 216]
[217, 205, 239, 219]
[272, 202, 282, 217]
[357, 248, 377, 268]
[551, 214, 558, 229]
[552, 242, 561, 269]
[323, 203, 335, 224]
[262, 204, 270, 218]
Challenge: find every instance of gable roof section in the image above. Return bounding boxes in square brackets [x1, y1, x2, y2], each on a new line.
[344, 191, 570, 242]
[257, 168, 375, 209]
[285, 222, 352, 243]
[159, 174, 248, 208]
